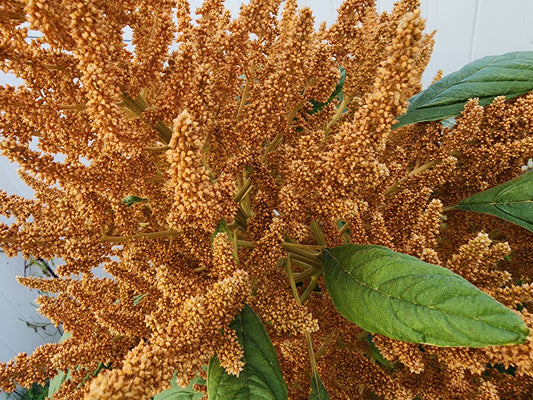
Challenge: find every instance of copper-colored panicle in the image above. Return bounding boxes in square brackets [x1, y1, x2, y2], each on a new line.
[1, 0, 532, 399]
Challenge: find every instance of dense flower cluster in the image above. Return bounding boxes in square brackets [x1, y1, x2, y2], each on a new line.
[0, 0, 532, 399]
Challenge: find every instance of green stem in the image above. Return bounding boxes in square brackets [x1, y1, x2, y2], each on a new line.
[324, 94, 353, 136]
[285, 254, 301, 302]
[441, 205, 456, 212]
[288, 258, 316, 271]
[310, 221, 326, 247]
[100, 230, 178, 243]
[261, 131, 284, 163]
[236, 76, 252, 119]
[337, 221, 350, 236]
[287, 253, 321, 269]
[152, 121, 172, 144]
[285, 245, 321, 390]
[119, 93, 172, 144]
[233, 228, 240, 264]
[305, 332, 319, 379]
[233, 207, 248, 229]
[299, 274, 319, 303]
[236, 240, 254, 248]
[315, 329, 336, 360]
[234, 179, 252, 203]
[282, 242, 322, 259]
[384, 159, 441, 196]
[293, 266, 320, 282]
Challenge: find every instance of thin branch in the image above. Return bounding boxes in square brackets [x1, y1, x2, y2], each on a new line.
[100, 230, 178, 243]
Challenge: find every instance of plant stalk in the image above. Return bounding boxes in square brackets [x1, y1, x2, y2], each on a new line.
[100, 230, 178, 243]
[324, 94, 352, 135]
[310, 221, 326, 247]
[384, 159, 441, 196]
[299, 274, 319, 303]
[293, 265, 320, 282]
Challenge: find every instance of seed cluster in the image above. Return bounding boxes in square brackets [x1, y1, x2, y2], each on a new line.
[1, 0, 532, 399]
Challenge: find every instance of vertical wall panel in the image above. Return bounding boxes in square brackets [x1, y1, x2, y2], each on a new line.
[422, 0, 479, 85]
[473, 0, 533, 59]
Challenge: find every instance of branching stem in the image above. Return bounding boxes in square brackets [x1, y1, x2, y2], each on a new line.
[293, 266, 320, 282]
[299, 274, 319, 303]
[234, 180, 253, 203]
[324, 94, 353, 136]
[261, 131, 284, 163]
[236, 76, 252, 119]
[285, 254, 301, 302]
[100, 230, 178, 243]
[310, 221, 326, 247]
[384, 159, 442, 196]
[282, 242, 322, 259]
[441, 205, 456, 212]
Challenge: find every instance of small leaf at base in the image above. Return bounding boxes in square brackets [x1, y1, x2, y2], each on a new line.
[207, 304, 288, 400]
[309, 372, 330, 400]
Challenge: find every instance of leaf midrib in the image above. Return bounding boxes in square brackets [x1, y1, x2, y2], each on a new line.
[327, 251, 514, 332]
[461, 200, 533, 205]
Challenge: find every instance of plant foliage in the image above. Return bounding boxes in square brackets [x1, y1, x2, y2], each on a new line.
[394, 51, 533, 128]
[322, 244, 530, 347]
[207, 305, 288, 400]
[449, 170, 533, 232]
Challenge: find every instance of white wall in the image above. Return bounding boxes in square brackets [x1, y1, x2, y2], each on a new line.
[1, 0, 532, 394]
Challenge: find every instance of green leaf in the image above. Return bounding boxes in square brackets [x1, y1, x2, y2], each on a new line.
[17, 381, 50, 400]
[207, 304, 288, 400]
[211, 219, 233, 245]
[393, 51, 533, 129]
[58, 331, 71, 343]
[133, 293, 149, 306]
[450, 170, 533, 232]
[76, 363, 111, 390]
[48, 370, 69, 399]
[48, 332, 72, 398]
[308, 66, 346, 115]
[309, 372, 330, 400]
[365, 335, 395, 370]
[322, 244, 530, 347]
[153, 375, 204, 400]
[122, 195, 149, 207]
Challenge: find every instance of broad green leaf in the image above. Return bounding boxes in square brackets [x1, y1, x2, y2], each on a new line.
[450, 170, 533, 232]
[153, 375, 204, 400]
[207, 304, 288, 400]
[49, 332, 110, 398]
[309, 372, 330, 400]
[322, 244, 530, 347]
[441, 116, 456, 128]
[122, 195, 148, 207]
[393, 51, 533, 129]
[49, 363, 111, 397]
[21, 381, 49, 400]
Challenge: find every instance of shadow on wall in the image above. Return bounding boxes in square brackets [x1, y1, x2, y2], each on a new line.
[0, 253, 62, 364]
